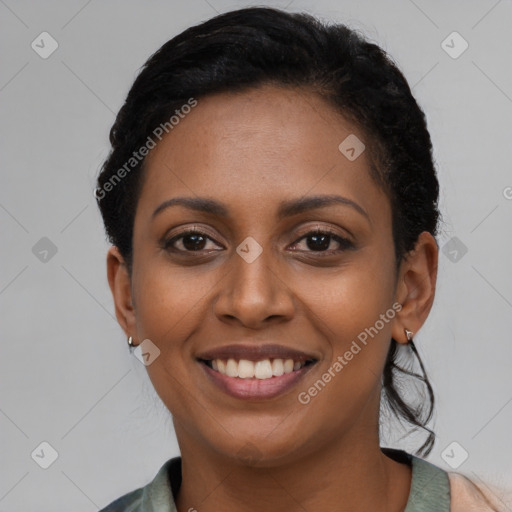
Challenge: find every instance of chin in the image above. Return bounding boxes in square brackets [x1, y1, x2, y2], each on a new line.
[205, 428, 314, 469]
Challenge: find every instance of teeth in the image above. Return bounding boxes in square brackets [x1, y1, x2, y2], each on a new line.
[271, 358, 284, 376]
[209, 357, 309, 379]
[255, 360, 273, 379]
[226, 358, 239, 377]
[238, 359, 255, 379]
[284, 359, 294, 373]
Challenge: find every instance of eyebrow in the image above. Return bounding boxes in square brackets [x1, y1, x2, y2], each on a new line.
[152, 194, 370, 222]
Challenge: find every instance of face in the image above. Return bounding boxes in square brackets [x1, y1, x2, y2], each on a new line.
[108, 85, 437, 467]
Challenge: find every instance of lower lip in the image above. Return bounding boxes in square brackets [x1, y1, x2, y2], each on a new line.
[200, 362, 315, 400]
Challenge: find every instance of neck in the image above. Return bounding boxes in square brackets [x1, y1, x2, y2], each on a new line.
[174, 426, 412, 512]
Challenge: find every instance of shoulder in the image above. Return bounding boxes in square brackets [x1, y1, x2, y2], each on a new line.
[98, 457, 180, 512]
[448, 471, 512, 512]
[404, 450, 510, 512]
[98, 487, 143, 512]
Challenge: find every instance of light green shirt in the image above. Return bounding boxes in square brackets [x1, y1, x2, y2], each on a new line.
[99, 448, 450, 511]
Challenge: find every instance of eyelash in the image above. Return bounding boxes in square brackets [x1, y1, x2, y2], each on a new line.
[162, 227, 354, 256]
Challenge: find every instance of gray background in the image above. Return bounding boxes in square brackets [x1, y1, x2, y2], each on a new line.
[1, 0, 511, 510]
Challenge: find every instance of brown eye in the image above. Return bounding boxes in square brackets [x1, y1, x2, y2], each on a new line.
[164, 229, 222, 253]
[291, 230, 354, 253]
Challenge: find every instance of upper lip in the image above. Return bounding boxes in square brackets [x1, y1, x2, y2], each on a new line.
[196, 344, 319, 363]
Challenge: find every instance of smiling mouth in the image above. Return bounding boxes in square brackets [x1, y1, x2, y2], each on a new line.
[196, 344, 320, 399]
[199, 357, 317, 380]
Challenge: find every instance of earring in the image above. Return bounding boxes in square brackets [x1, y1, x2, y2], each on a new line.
[127, 336, 135, 351]
[404, 329, 414, 343]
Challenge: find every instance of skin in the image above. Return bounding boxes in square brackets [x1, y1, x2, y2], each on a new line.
[107, 85, 438, 512]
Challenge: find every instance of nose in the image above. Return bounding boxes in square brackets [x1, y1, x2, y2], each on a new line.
[213, 244, 295, 329]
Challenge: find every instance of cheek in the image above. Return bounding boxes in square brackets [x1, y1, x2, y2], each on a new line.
[294, 251, 397, 407]
[132, 258, 218, 342]
[300, 256, 396, 348]
[130, 261, 218, 418]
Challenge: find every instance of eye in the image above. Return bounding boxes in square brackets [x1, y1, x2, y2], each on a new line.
[162, 227, 354, 256]
[163, 228, 223, 253]
[290, 229, 354, 254]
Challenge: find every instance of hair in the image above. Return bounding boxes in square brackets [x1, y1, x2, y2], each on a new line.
[96, 7, 440, 457]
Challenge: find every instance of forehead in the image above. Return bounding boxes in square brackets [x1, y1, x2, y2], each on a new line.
[136, 85, 389, 226]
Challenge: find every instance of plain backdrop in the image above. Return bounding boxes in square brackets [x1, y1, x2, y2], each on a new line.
[1, 0, 511, 510]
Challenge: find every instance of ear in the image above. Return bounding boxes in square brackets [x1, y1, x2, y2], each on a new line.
[106, 246, 137, 341]
[392, 231, 438, 345]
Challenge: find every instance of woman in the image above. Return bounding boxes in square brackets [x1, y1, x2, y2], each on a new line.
[95, 7, 506, 511]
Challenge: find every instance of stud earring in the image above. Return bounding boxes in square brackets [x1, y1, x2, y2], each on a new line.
[404, 329, 414, 343]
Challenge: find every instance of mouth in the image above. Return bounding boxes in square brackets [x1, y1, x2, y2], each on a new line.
[201, 357, 316, 378]
[196, 344, 319, 400]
